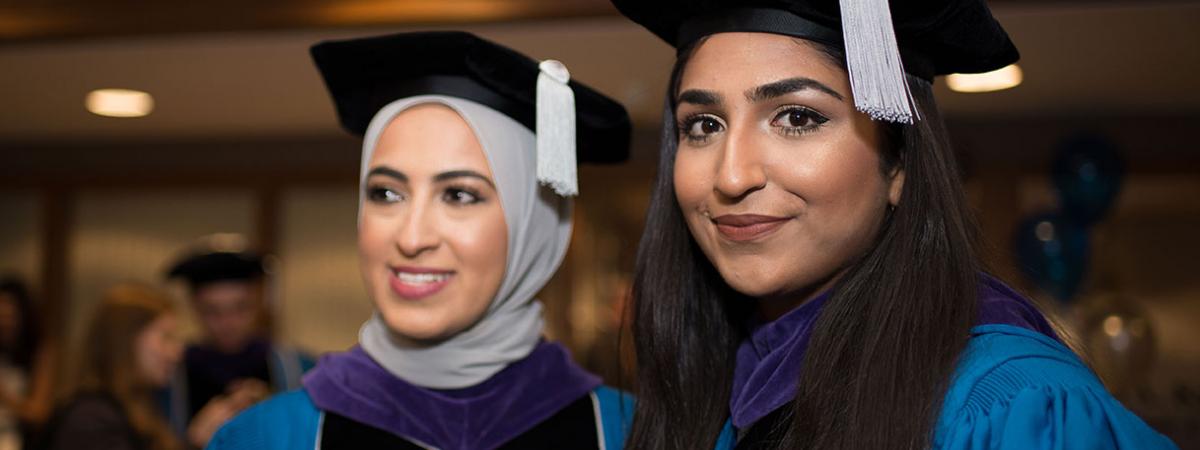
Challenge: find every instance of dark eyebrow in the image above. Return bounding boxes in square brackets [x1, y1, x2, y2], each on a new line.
[433, 170, 495, 188]
[367, 167, 495, 189]
[745, 77, 844, 102]
[366, 166, 407, 182]
[677, 89, 722, 106]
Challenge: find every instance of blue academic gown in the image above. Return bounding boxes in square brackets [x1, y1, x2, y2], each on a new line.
[207, 341, 634, 450]
[715, 324, 1177, 449]
[206, 385, 633, 450]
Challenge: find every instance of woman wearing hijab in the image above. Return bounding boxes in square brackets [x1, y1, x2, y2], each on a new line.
[610, 0, 1176, 448]
[208, 31, 632, 450]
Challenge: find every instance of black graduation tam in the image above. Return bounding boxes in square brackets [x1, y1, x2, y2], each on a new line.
[166, 251, 265, 289]
[612, 0, 1018, 123]
[611, 0, 1017, 79]
[310, 31, 631, 166]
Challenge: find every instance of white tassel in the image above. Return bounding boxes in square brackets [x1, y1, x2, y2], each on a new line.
[839, 0, 919, 123]
[536, 59, 578, 197]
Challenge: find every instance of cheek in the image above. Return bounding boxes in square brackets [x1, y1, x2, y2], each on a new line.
[436, 206, 507, 334]
[673, 150, 714, 212]
[136, 335, 159, 373]
[358, 215, 400, 311]
[673, 154, 709, 249]
[769, 132, 884, 212]
[767, 140, 889, 276]
[357, 214, 390, 261]
[826, 158, 884, 221]
[357, 213, 398, 292]
[448, 207, 508, 279]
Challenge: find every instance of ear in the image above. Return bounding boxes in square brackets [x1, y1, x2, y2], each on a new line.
[887, 168, 905, 207]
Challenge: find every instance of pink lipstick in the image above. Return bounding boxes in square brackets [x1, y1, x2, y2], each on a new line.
[388, 266, 455, 300]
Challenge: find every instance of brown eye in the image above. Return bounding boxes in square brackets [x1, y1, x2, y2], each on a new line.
[687, 117, 723, 136]
[441, 187, 483, 206]
[771, 107, 829, 136]
[680, 114, 725, 143]
[367, 186, 404, 203]
[785, 110, 813, 127]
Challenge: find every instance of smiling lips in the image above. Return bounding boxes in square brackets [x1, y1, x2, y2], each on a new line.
[388, 266, 454, 300]
[712, 214, 791, 242]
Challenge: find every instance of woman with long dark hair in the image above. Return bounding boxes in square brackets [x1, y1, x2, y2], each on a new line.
[611, 0, 1176, 448]
[0, 276, 55, 450]
[208, 31, 634, 449]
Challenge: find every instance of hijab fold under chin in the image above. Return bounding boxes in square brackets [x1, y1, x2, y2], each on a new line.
[355, 95, 573, 389]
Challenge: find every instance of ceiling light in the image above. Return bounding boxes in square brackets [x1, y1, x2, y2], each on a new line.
[86, 88, 154, 118]
[946, 64, 1022, 93]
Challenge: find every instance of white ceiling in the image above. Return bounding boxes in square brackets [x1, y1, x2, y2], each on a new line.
[0, 2, 1196, 144]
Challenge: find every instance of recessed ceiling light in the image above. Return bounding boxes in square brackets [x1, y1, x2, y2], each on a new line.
[86, 88, 154, 118]
[946, 64, 1023, 93]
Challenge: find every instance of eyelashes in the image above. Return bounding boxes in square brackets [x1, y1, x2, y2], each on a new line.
[366, 185, 404, 204]
[676, 106, 830, 144]
[678, 114, 725, 144]
[440, 186, 484, 205]
[364, 184, 487, 206]
[770, 106, 829, 136]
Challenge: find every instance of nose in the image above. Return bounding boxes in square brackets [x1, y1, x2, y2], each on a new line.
[395, 199, 440, 257]
[712, 126, 767, 199]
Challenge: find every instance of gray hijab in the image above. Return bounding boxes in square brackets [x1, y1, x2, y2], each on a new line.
[356, 95, 573, 389]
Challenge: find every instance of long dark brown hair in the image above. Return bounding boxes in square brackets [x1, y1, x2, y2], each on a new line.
[0, 275, 42, 370]
[627, 38, 982, 449]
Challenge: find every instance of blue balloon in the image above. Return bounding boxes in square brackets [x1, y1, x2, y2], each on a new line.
[1013, 212, 1090, 303]
[1052, 134, 1125, 226]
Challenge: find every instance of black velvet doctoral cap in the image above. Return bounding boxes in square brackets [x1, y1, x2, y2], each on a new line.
[610, 0, 1019, 80]
[166, 251, 265, 290]
[310, 31, 631, 164]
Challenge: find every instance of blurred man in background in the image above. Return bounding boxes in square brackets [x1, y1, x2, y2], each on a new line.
[163, 246, 314, 437]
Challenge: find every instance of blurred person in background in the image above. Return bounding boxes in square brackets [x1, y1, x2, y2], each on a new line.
[208, 31, 633, 449]
[0, 276, 55, 450]
[38, 283, 254, 450]
[582, 274, 633, 390]
[162, 249, 312, 438]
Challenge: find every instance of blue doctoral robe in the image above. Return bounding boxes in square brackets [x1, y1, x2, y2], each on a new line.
[715, 324, 1175, 449]
[207, 342, 633, 450]
[716, 274, 1176, 449]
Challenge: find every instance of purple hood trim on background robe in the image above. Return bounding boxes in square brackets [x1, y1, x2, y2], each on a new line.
[302, 341, 601, 450]
[729, 274, 1057, 429]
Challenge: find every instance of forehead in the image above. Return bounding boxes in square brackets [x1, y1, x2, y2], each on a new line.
[369, 103, 492, 176]
[680, 32, 847, 94]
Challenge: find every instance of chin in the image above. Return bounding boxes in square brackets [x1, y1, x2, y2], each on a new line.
[726, 277, 787, 299]
[379, 310, 454, 342]
[708, 256, 780, 295]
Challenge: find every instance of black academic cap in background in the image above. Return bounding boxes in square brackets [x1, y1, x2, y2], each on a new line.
[310, 31, 631, 164]
[166, 251, 265, 290]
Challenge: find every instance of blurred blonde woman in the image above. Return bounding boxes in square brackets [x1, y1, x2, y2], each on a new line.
[39, 283, 183, 450]
[39, 283, 259, 450]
